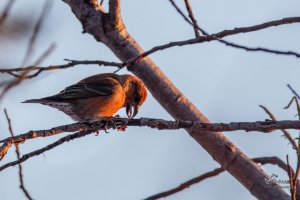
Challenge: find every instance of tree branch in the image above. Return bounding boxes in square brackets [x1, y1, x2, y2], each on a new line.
[287, 84, 300, 100]
[2, 117, 300, 161]
[109, 0, 123, 29]
[259, 105, 298, 150]
[145, 156, 296, 200]
[144, 167, 224, 200]
[0, 59, 122, 79]
[183, 0, 200, 37]
[0, 129, 94, 172]
[124, 16, 300, 66]
[167, 0, 300, 59]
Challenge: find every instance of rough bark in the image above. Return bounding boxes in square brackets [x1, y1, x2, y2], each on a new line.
[62, 1, 290, 199]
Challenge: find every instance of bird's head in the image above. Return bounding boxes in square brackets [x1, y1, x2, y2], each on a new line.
[122, 75, 147, 118]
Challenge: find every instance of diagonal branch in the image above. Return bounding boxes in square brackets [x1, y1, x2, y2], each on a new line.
[287, 84, 300, 100]
[183, 0, 200, 37]
[144, 167, 224, 200]
[259, 105, 298, 150]
[0, 129, 95, 172]
[145, 156, 297, 200]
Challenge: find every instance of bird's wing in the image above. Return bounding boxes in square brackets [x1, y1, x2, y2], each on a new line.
[43, 77, 118, 100]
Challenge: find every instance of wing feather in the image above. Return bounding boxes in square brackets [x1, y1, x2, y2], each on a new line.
[43, 77, 119, 100]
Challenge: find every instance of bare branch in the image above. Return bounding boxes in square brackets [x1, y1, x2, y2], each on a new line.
[259, 105, 298, 150]
[183, 0, 200, 37]
[0, 59, 122, 79]
[284, 97, 300, 120]
[0, 43, 55, 99]
[4, 109, 33, 200]
[145, 156, 294, 200]
[144, 167, 224, 200]
[0, 129, 94, 172]
[168, 0, 300, 60]
[2, 118, 300, 161]
[287, 84, 300, 100]
[123, 16, 300, 66]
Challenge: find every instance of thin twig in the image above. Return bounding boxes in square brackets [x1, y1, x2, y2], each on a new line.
[145, 156, 294, 200]
[0, 59, 122, 79]
[284, 97, 300, 120]
[0, 129, 95, 172]
[287, 84, 300, 100]
[144, 167, 224, 200]
[259, 105, 298, 150]
[123, 16, 300, 67]
[183, 0, 200, 37]
[167, 0, 300, 59]
[0, 43, 55, 99]
[4, 109, 33, 200]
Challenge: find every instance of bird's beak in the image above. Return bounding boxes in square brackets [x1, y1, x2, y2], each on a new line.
[126, 103, 139, 119]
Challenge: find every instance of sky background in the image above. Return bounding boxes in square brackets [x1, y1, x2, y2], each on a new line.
[0, 0, 300, 199]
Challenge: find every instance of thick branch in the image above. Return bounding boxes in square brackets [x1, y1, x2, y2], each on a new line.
[109, 0, 123, 29]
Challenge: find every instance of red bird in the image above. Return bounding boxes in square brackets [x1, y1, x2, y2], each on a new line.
[23, 73, 147, 122]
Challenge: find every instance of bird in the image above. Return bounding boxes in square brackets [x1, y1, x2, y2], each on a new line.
[23, 73, 147, 122]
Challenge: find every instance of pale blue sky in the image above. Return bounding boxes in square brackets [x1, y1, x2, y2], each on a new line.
[1, 0, 300, 199]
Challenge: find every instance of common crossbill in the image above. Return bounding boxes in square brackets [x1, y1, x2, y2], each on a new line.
[23, 73, 147, 122]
